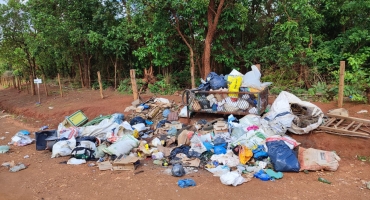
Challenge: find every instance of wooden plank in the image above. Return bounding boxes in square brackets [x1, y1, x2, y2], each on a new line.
[344, 121, 356, 130]
[338, 61, 345, 107]
[326, 114, 370, 125]
[353, 123, 363, 132]
[130, 69, 138, 100]
[97, 71, 104, 99]
[320, 130, 370, 139]
[324, 118, 336, 127]
[319, 126, 369, 136]
[334, 119, 344, 127]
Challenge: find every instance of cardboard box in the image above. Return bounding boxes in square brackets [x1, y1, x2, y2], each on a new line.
[213, 121, 228, 134]
[112, 155, 139, 171]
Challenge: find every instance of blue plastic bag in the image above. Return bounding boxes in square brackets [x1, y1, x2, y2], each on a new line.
[163, 109, 171, 118]
[208, 72, 227, 90]
[203, 142, 214, 151]
[266, 141, 300, 172]
[178, 179, 196, 188]
[214, 145, 227, 154]
[252, 145, 268, 160]
[254, 169, 271, 181]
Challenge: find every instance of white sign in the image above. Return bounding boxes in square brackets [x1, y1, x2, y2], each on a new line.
[34, 78, 42, 84]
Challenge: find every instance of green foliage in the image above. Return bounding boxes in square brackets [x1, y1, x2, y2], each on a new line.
[117, 79, 132, 94]
[148, 74, 179, 95]
[117, 78, 145, 94]
[0, 0, 369, 98]
[91, 81, 111, 90]
[307, 82, 332, 102]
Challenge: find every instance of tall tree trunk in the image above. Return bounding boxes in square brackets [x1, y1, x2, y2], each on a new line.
[88, 55, 92, 88]
[171, 9, 196, 88]
[202, 0, 225, 79]
[77, 55, 84, 88]
[110, 55, 118, 89]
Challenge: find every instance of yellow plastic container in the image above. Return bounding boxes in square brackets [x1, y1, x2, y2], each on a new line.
[227, 76, 242, 97]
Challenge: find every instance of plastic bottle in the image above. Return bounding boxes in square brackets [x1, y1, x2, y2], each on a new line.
[318, 177, 331, 184]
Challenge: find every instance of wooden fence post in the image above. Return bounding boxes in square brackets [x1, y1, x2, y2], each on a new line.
[130, 69, 138, 100]
[338, 61, 345, 108]
[97, 71, 104, 99]
[58, 73, 63, 97]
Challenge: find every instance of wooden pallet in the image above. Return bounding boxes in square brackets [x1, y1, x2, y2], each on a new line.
[318, 114, 370, 138]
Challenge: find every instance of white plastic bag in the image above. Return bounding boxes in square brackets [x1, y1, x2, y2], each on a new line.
[51, 137, 76, 158]
[132, 123, 149, 132]
[210, 150, 240, 167]
[189, 135, 207, 155]
[154, 98, 170, 104]
[263, 91, 324, 135]
[67, 158, 86, 165]
[179, 106, 189, 118]
[242, 65, 272, 90]
[220, 171, 246, 186]
[151, 137, 161, 147]
[10, 133, 33, 146]
[206, 165, 230, 177]
[103, 134, 139, 155]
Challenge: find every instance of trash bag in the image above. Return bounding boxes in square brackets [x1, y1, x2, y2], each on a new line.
[238, 145, 253, 164]
[172, 163, 186, 177]
[198, 82, 211, 91]
[169, 145, 191, 160]
[220, 171, 246, 186]
[252, 145, 268, 160]
[214, 144, 227, 155]
[266, 140, 300, 172]
[207, 72, 227, 90]
[51, 137, 76, 158]
[103, 134, 139, 155]
[206, 165, 230, 177]
[130, 116, 145, 125]
[178, 179, 196, 188]
[298, 147, 341, 171]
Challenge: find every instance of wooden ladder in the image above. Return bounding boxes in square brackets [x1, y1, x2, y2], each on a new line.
[318, 114, 370, 138]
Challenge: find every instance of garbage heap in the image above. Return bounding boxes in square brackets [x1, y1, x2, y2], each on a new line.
[19, 89, 340, 186]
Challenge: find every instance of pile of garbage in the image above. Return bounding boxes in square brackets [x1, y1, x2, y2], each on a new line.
[3, 91, 341, 186]
[191, 66, 271, 115]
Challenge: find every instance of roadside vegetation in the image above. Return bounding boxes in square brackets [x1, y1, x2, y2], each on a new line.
[0, 0, 369, 99]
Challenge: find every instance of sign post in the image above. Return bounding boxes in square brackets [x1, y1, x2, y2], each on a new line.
[34, 78, 42, 103]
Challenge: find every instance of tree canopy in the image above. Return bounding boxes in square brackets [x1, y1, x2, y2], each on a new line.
[0, 0, 369, 100]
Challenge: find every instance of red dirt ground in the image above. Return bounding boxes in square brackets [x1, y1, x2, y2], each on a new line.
[0, 85, 369, 200]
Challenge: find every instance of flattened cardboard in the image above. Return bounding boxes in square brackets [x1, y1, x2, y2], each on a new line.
[177, 130, 193, 146]
[98, 161, 112, 171]
[113, 155, 139, 171]
[177, 153, 200, 167]
[157, 145, 175, 157]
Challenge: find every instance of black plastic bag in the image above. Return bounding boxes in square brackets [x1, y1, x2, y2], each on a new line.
[169, 145, 191, 160]
[266, 140, 300, 172]
[130, 116, 145, 125]
[172, 163, 186, 177]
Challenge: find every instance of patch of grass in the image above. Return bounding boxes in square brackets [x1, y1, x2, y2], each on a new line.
[356, 155, 370, 162]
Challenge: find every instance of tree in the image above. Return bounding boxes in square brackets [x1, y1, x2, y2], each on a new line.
[202, 0, 225, 79]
